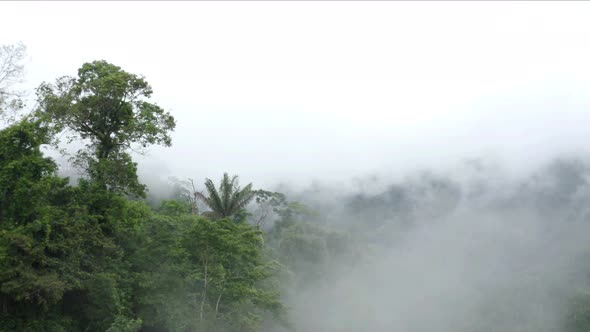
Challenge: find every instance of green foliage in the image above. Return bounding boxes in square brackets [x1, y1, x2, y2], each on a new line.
[269, 220, 357, 292]
[0, 120, 135, 331]
[564, 291, 590, 332]
[35, 60, 176, 197]
[105, 316, 142, 332]
[196, 173, 255, 220]
[158, 199, 192, 217]
[126, 208, 286, 331]
[0, 65, 289, 331]
[181, 217, 286, 331]
[125, 212, 195, 331]
[13, 103, 590, 332]
[0, 120, 67, 225]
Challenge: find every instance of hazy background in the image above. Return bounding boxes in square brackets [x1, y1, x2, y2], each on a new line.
[267, 157, 590, 331]
[4, 2, 590, 331]
[2, 1, 590, 190]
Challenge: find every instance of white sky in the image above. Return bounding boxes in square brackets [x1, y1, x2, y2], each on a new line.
[2, 1, 590, 189]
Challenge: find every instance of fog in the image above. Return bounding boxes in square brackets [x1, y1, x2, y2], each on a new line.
[3, 2, 590, 187]
[262, 158, 590, 331]
[4, 1, 590, 331]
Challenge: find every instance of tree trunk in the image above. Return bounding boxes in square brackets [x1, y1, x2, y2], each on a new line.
[214, 289, 223, 319]
[1, 295, 7, 314]
[200, 255, 208, 323]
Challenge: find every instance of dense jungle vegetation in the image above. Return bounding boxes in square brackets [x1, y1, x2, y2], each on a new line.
[3, 43, 590, 332]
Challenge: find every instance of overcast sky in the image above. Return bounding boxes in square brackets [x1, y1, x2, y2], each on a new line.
[2, 1, 590, 189]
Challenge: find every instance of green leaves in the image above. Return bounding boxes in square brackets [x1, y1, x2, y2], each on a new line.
[196, 173, 255, 220]
[123, 206, 286, 331]
[180, 217, 285, 331]
[0, 119, 133, 331]
[0, 60, 292, 330]
[105, 316, 142, 332]
[0, 120, 67, 226]
[35, 60, 176, 197]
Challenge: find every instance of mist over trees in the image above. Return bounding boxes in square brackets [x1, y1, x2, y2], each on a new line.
[0, 42, 26, 123]
[2, 41, 590, 332]
[0, 53, 284, 331]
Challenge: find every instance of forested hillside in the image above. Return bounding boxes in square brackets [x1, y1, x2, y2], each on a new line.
[3, 44, 590, 332]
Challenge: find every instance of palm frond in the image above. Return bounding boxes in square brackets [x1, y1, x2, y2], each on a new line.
[200, 178, 223, 214]
[196, 173, 255, 219]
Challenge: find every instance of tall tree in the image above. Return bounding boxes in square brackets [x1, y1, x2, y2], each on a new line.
[181, 217, 286, 331]
[35, 60, 176, 196]
[0, 120, 122, 331]
[0, 42, 26, 122]
[196, 173, 255, 220]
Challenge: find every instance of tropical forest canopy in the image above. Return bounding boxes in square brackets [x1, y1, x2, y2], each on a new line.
[3, 43, 590, 332]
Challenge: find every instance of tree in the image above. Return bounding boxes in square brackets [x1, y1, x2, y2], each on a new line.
[251, 190, 320, 228]
[35, 60, 176, 197]
[196, 173, 255, 220]
[181, 217, 286, 331]
[0, 119, 66, 225]
[0, 120, 124, 331]
[0, 42, 26, 122]
[250, 190, 287, 227]
[125, 203, 287, 332]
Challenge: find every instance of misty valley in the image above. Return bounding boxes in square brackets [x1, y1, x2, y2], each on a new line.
[3, 5, 590, 330]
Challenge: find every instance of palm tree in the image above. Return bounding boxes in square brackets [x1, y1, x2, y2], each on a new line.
[195, 173, 255, 219]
